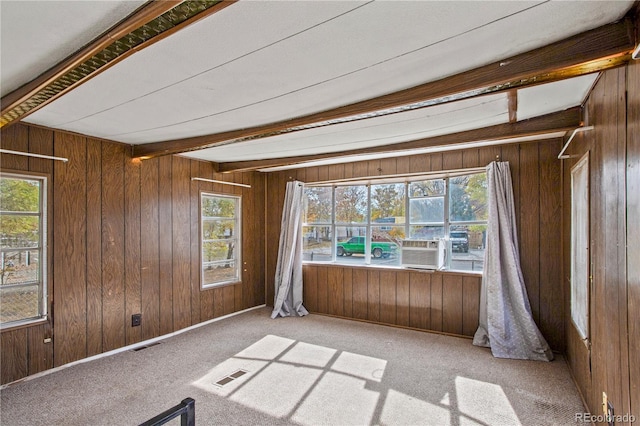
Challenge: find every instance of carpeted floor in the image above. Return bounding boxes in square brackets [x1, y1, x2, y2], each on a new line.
[0, 307, 586, 425]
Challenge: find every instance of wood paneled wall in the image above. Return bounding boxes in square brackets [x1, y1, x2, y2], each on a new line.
[563, 64, 639, 423]
[266, 138, 564, 346]
[303, 265, 481, 337]
[0, 125, 266, 384]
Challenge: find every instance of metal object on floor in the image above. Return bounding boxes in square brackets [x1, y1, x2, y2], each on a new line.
[139, 397, 195, 426]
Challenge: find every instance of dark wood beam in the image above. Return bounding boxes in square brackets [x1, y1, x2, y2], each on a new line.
[216, 107, 582, 172]
[133, 16, 634, 159]
[1, 0, 236, 128]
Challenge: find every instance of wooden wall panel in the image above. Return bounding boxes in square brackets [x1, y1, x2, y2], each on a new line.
[171, 156, 191, 331]
[430, 274, 443, 332]
[396, 271, 410, 327]
[410, 153, 429, 173]
[140, 158, 160, 340]
[223, 285, 236, 315]
[0, 329, 27, 384]
[1, 124, 266, 385]
[538, 141, 563, 350]
[367, 270, 380, 322]
[1, 124, 29, 170]
[124, 157, 141, 345]
[518, 143, 540, 325]
[303, 262, 317, 312]
[86, 140, 103, 355]
[342, 268, 353, 318]
[379, 271, 396, 325]
[101, 143, 126, 352]
[627, 58, 640, 423]
[53, 133, 87, 366]
[442, 275, 463, 335]
[328, 267, 344, 317]
[562, 64, 637, 423]
[409, 272, 429, 330]
[157, 156, 173, 335]
[352, 269, 368, 320]
[189, 162, 202, 324]
[316, 266, 328, 314]
[241, 173, 253, 309]
[26, 127, 55, 372]
[27, 323, 53, 375]
[213, 287, 224, 318]
[462, 276, 481, 337]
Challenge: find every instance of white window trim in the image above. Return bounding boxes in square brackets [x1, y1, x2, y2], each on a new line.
[570, 152, 590, 342]
[0, 172, 48, 330]
[200, 192, 241, 289]
[303, 169, 487, 273]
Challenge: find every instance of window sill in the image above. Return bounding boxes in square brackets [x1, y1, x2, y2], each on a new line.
[201, 280, 241, 290]
[0, 317, 48, 333]
[302, 261, 482, 277]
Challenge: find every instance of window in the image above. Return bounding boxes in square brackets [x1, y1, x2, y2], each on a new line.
[570, 153, 589, 340]
[1, 173, 47, 328]
[201, 193, 241, 288]
[303, 171, 487, 272]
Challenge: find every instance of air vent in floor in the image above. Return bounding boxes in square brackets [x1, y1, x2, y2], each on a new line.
[214, 369, 248, 387]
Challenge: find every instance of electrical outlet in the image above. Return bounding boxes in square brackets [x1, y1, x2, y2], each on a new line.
[132, 313, 142, 327]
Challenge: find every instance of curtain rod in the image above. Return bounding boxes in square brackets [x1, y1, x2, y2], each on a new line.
[191, 177, 251, 188]
[0, 149, 68, 163]
[558, 126, 594, 160]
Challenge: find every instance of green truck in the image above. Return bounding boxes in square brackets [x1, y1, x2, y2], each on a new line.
[336, 236, 398, 258]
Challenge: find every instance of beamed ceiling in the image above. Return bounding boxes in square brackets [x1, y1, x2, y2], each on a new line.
[1, 0, 638, 172]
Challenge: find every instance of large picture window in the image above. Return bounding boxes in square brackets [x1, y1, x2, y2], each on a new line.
[303, 171, 487, 272]
[201, 193, 241, 288]
[0, 173, 47, 328]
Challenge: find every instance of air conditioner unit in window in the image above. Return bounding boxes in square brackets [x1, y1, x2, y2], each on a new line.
[400, 239, 445, 270]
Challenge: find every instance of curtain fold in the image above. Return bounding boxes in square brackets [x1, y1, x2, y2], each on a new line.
[271, 180, 309, 319]
[473, 161, 553, 361]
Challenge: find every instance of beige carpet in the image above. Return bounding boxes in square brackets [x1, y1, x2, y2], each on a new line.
[0, 307, 586, 425]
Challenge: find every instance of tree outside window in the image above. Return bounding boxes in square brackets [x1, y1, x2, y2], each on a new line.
[0, 173, 47, 327]
[201, 193, 241, 288]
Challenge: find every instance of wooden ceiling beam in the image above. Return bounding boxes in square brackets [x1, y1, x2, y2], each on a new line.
[507, 90, 518, 123]
[133, 16, 634, 159]
[1, 0, 236, 128]
[215, 107, 582, 173]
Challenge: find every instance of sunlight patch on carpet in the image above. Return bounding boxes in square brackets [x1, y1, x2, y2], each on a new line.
[191, 334, 388, 424]
[380, 389, 451, 425]
[455, 376, 521, 425]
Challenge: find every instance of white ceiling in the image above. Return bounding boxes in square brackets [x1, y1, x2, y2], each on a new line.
[0, 0, 147, 97]
[1, 0, 635, 170]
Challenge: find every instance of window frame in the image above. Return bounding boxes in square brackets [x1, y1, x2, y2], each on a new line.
[0, 171, 48, 329]
[302, 168, 487, 273]
[570, 152, 590, 342]
[200, 191, 242, 289]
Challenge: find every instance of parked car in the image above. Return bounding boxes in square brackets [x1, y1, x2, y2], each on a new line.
[450, 231, 469, 253]
[336, 236, 397, 258]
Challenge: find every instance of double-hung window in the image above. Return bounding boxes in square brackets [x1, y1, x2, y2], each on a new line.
[302, 171, 487, 272]
[201, 193, 241, 288]
[0, 173, 47, 328]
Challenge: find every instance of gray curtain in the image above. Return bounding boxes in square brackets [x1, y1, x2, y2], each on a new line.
[473, 161, 553, 361]
[271, 180, 309, 319]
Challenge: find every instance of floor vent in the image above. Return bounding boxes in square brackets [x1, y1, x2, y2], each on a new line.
[214, 369, 248, 387]
[132, 342, 162, 352]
